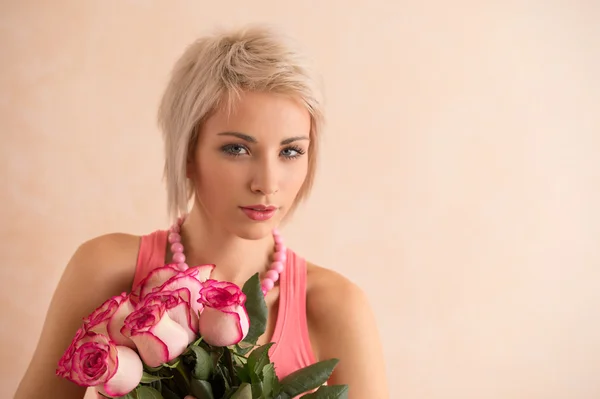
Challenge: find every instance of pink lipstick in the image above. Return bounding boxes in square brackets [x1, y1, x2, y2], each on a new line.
[240, 205, 278, 221]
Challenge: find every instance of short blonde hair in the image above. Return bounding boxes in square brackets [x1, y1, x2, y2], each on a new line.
[157, 25, 325, 222]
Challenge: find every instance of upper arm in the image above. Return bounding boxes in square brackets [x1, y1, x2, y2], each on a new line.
[307, 268, 389, 399]
[14, 233, 140, 399]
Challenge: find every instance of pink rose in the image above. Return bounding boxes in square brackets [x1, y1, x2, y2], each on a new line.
[134, 264, 214, 305]
[197, 280, 250, 347]
[56, 331, 142, 397]
[144, 288, 198, 343]
[56, 326, 86, 376]
[156, 268, 210, 316]
[83, 292, 136, 349]
[133, 264, 181, 301]
[121, 301, 190, 367]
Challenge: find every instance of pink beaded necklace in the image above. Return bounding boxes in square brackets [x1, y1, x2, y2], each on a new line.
[167, 216, 286, 296]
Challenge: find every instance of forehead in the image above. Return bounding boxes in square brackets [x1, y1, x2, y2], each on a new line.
[201, 91, 311, 140]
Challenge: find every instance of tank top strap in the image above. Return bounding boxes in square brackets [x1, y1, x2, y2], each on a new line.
[269, 248, 317, 378]
[131, 229, 168, 291]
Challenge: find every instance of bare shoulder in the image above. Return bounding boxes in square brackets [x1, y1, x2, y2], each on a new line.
[77, 232, 141, 260]
[73, 232, 141, 273]
[64, 232, 142, 294]
[14, 232, 142, 399]
[305, 263, 370, 321]
[305, 262, 389, 398]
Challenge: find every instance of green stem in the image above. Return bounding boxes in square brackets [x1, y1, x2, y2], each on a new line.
[224, 349, 236, 383]
[232, 351, 248, 360]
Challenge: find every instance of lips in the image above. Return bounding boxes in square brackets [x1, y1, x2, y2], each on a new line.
[240, 205, 278, 221]
[242, 205, 277, 211]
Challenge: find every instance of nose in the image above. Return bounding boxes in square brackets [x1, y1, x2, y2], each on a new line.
[250, 159, 279, 196]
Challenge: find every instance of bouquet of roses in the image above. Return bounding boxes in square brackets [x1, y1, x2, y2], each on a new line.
[56, 262, 348, 398]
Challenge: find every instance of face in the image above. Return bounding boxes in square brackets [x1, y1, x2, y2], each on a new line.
[188, 91, 311, 240]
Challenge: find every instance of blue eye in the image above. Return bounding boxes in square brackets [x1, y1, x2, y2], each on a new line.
[222, 144, 249, 157]
[221, 144, 305, 159]
[281, 146, 306, 159]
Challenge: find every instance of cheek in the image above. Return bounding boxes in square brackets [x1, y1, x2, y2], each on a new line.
[195, 161, 244, 196]
[281, 162, 309, 192]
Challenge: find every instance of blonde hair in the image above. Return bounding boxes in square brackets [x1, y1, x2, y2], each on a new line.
[157, 25, 325, 222]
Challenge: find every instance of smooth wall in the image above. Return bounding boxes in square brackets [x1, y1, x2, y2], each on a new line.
[2, 1, 599, 398]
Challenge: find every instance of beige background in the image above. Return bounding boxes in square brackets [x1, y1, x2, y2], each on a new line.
[2, 1, 599, 398]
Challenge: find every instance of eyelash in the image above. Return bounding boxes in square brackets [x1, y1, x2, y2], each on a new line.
[221, 144, 306, 159]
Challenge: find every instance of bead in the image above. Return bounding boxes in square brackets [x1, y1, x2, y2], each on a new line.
[173, 252, 186, 263]
[265, 270, 279, 282]
[276, 243, 286, 252]
[171, 224, 180, 233]
[273, 251, 286, 262]
[177, 262, 189, 271]
[270, 261, 284, 273]
[171, 242, 184, 253]
[261, 278, 274, 292]
[274, 234, 284, 245]
[168, 233, 181, 243]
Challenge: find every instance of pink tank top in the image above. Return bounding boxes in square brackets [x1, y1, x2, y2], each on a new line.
[132, 229, 317, 379]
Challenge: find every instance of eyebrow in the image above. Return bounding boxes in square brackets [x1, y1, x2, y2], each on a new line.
[217, 131, 309, 145]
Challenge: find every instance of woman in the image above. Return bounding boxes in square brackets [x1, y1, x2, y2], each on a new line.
[14, 25, 389, 398]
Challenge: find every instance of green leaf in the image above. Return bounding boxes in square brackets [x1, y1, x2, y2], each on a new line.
[210, 347, 224, 367]
[251, 382, 263, 398]
[232, 351, 248, 367]
[235, 341, 257, 356]
[190, 378, 215, 399]
[144, 364, 163, 373]
[230, 383, 253, 399]
[241, 273, 267, 345]
[247, 342, 274, 375]
[220, 361, 232, 383]
[302, 385, 349, 398]
[162, 358, 181, 369]
[262, 363, 277, 396]
[279, 359, 340, 397]
[136, 386, 164, 399]
[187, 345, 214, 380]
[141, 371, 173, 384]
[235, 364, 251, 383]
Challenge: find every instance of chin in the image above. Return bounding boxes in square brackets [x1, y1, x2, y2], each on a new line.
[230, 222, 277, 241]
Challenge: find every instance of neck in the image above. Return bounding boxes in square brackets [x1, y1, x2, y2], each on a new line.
[175, 207, 276, 287]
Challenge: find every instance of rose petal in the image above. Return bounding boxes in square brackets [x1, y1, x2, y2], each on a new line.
[185, 264, 215, 282]
[97, 346, 143, 397]
[166, 302, 197, 344]
[198, 307, 245, 347]
[56, 326, 86, 377]
[236, 305, 250, 339]
[138, 265, 181, 299]
[144, 289, 199, 341]
[159, 275, 204, 315]
[107, 296, 136, 349]
[84, 294, 127, 336]
[121, 303, 162, 339]
[68, 332, 117, 387]
[127, 312, 189, 367]
[128, 332, 170, 368]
